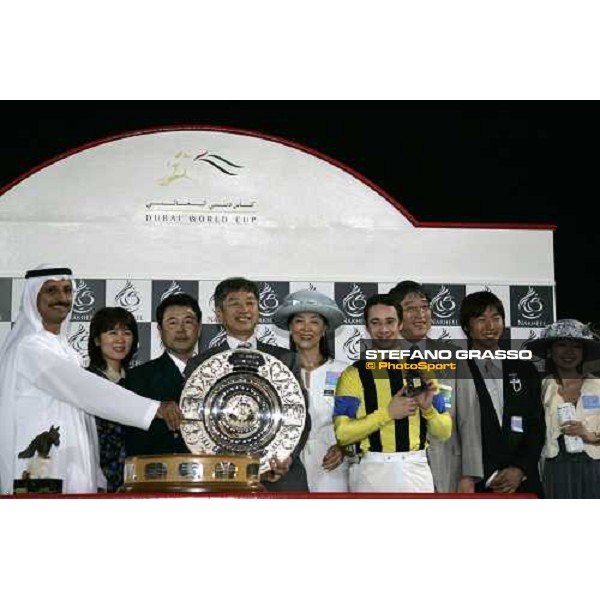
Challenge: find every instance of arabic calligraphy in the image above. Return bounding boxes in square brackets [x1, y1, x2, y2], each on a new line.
[145, 199, 257, 212]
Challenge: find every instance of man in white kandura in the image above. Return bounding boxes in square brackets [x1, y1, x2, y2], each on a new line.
[0, 265, 181, 494]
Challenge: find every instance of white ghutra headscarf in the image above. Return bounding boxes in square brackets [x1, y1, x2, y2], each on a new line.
[0, 264, 75, 492]
[0, 264, 160, 494]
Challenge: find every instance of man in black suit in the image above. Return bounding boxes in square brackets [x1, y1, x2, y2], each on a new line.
[184, 277, 310, 491]
[389, 280, 483, 493]
[124, 293, 202, 456]
[460, 291, 545, 495]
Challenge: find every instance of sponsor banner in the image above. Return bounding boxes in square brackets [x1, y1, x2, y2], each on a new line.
[71, 279, 106, 322]
[256, 323, 284, 348]
[336, 324, 367, 363]
[509, 327, 545, 351]
[10, 278, 25, 320]
[335, 282, 377, 326]
[510, 285, 554, 328]
[510, 326, 546, 372]
[68, 321, 91, 365]
[0, 277, 557, 371]
[429, 325, 465, 344]
[422, 284, 465, 328]
[151, 280, 199, 318]
[0, 278, 11, 322]
[197, 280, 221, 325]
[198, 323, 226, 354]
[0, 322, 11, 349]
[130, 322, 151, 368]
[257, 281, 289, 324]
[289, 281, 335, 297]
[377, 282, 396, 294]
[106, 279, 152, 322]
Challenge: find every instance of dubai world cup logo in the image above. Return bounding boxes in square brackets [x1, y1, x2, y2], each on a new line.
[158, 150, 243, 186]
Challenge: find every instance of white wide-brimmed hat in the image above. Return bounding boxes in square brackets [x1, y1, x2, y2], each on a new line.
[525, 319, 600, 360]
[272, 290, 345, 331]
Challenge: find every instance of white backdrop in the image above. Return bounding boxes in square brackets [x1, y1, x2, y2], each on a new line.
[0, 127, 556, 361]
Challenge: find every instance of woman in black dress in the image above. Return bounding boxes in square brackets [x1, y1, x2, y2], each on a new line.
[87, 307, 139, 492]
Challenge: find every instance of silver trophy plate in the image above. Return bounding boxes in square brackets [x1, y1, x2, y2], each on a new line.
[180, 349, 306, 473]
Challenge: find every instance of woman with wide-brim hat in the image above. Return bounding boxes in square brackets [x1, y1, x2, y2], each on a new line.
[273, 290, 350, 492]
[526, 319, 600, 498]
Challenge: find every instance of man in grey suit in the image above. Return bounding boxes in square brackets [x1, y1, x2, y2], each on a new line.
[389, 281, 483, 493]
[184, 277, 310, 492]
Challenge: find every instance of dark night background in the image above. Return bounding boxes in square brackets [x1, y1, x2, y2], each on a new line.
[0, 102, 597, 323]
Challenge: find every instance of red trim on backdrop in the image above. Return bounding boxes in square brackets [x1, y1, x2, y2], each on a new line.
[0, 492, 539, 500]
[0, 125, 556, 231]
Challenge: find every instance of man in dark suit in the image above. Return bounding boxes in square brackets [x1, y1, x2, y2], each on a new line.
[389, 280, 483, 493]
[184, 277, 310, 491]
[124, 293, 202, 456]
[459, 291, 545, 495]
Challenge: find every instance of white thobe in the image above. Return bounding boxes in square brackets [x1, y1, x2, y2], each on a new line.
[301, 358, 350, 492]
[1, 331, 158, 494]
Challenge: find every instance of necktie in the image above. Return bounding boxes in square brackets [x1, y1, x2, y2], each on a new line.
[405, 344, 423, 395]
[237, 342, 251, 349]
[484, 360, 503, 423]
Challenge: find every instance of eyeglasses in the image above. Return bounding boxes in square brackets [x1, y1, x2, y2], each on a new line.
[403, 305, 431, 316]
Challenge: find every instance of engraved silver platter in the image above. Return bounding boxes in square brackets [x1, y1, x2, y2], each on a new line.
[180, 349, 306, 473]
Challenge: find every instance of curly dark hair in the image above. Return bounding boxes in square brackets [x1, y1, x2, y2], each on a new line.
[363, 293, 403, 324]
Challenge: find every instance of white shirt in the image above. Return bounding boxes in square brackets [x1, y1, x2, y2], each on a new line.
[0, 269, 160, 494]
[542, 375, 600, 460]
[226, 334, 257, 350]
[168, 352, 188, 375]
[477, 357, 504, 424]
[301, 358, 350, 492]
[1, 331, 157, 494]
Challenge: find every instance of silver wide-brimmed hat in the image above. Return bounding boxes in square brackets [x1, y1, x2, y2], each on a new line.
[525, 319, 600, 360]
[272, 289, 345, 331]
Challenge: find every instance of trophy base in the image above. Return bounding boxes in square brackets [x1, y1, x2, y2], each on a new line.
[121, 454, 265, 494]
[120, 481, 265, 494]
[13, 479, 63, 494]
